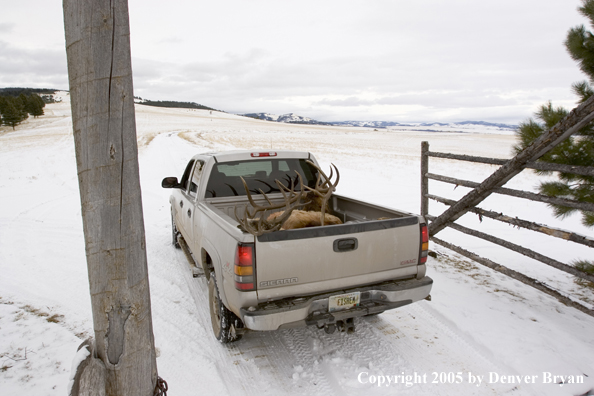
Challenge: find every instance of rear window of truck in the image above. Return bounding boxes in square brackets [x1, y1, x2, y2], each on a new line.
[205, 158, 318, 198]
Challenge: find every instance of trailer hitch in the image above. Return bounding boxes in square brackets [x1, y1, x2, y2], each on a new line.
[322, 318, 355, 334]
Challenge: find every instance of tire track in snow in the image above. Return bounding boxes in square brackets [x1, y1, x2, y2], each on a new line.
[370, 303, 534, 395]
[177, 261, 260, 395]
[143, 132, 273, 395]
[146, 132, 340, 395]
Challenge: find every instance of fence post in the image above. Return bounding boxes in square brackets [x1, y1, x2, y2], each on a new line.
[421, 141, 429, 218]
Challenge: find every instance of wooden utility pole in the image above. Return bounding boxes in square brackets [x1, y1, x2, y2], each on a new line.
[63, 0, 158, 395]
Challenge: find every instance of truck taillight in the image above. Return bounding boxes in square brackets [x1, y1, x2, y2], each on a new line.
[235, 243, 255, 291]
[420, 224, 429, 264]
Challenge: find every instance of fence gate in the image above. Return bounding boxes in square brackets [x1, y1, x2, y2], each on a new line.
[420, 96, 594, 318]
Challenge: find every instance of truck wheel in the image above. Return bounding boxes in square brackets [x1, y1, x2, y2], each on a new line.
[171, 213, 180, 249]
[208, 275, 243, 343]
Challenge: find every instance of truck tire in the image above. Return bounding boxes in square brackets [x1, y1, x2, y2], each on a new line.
[208, 275, 243, 343]
[171, 212, 180, 249]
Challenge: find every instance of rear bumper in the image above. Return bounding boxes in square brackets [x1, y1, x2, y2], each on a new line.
[241, 276, 433, 331]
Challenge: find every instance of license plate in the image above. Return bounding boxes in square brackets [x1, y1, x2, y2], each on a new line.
[328, 292, 361, 312]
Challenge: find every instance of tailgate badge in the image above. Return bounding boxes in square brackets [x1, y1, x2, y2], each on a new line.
[260, 277, 298, 288]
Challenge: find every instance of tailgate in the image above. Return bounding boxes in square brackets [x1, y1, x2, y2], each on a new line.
[255, 216, 421, 301]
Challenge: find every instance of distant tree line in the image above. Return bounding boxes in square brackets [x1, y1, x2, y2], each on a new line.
[0, 93, 46, 129]
[283, 120, 332, 126]
[0, 87, 58, 103]
[139, 99, 217, 111]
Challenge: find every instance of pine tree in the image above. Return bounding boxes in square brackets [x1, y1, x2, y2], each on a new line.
[16, 94, 29, 123]
[0, 96, 7, 116]
[27, 94, 45, 117]
[514, 0, 594, 229]
[2, 99, 25, 130]
[33, 93, 46, 109]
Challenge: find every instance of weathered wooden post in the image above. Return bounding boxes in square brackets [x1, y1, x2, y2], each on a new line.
[421, 141, 429, 218]
[63, 0, 159, 394]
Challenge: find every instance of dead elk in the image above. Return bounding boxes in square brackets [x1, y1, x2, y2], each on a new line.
[234, 162, 342, 236]
[267, 210, 342, 230]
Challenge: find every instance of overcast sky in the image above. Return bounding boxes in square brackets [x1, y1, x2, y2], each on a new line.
[1, 0, 590, 124]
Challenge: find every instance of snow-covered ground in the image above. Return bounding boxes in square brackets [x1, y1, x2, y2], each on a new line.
[1, 96, 593, 396]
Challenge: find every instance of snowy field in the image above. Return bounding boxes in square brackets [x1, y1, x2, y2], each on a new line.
[1, 95, 593, 396]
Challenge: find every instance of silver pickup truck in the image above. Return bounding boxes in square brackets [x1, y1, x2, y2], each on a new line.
[162, 150, 432, 343]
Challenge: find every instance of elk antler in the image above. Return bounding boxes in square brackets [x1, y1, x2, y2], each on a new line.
[234, 171, 307, 236]
[303, 160, 340, 226]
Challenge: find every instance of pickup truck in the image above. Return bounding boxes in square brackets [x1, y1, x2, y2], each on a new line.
[162, 150, 432, 343]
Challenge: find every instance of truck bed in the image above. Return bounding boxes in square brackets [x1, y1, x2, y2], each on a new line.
[207, 193, 418, 227]
[206, 193, 425, 302]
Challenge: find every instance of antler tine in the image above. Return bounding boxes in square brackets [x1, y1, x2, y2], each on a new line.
[235, 171, 307, 236]
[261, 171, 306, 230]
[236, 178, 278, 236]
[278, 174, 314, 210]
[240, 176, 261, 211]
[323, 164, 339, 226]
[303, 161, 341, 226]
[239, 203, 276, 237]
[303, 162, 336, 194]
[233, 204, 245, 229]
[314, 170, 324, 190]
[274, 176, 303, 205]
[255, 179, 275, 194]
[330, 163, 339, 188]
[255, 212, 268, 234]
[275, 170, 307, 202]
[324, 165, 334, 189]
[235, 204, 260, 236]
[275, 178, 291, 200]
[258, 188, 275, 206]
[241, 176, 292, 211]
[305, 160, 338, 192]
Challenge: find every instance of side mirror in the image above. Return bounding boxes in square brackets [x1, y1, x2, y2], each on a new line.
[162, 177, 181, 189]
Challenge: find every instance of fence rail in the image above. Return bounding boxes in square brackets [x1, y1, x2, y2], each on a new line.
[430, 236, 594, 318]
[425, 172, 594, 212]
[421, 141, 594, 317]
[427, 194, 594, 249]
[426, 151, 594, 177]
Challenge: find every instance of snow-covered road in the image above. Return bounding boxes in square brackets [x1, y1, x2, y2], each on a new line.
[1, 96, 593, 395]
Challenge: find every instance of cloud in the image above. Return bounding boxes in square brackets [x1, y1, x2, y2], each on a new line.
[0, 23, 15, 33]
[5, 0, 584, 124]
[19, 0, 580, 124]
[129, 48, 580, 124]
[157, 36, 185, 45]
[316, 97, 375, 107]
[374, 91, 520, 109]
[0, 41, 67, 88]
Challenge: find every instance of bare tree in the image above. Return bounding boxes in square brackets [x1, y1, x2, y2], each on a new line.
[63, 0, 158, 394]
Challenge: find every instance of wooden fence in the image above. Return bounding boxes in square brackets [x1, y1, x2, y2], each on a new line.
[421, 141, 594, 318]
